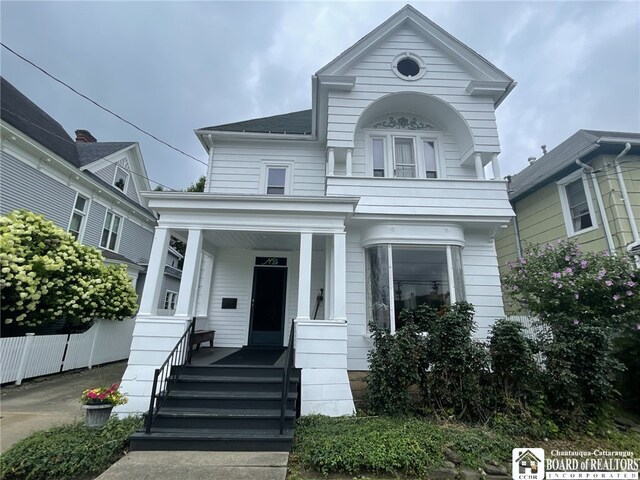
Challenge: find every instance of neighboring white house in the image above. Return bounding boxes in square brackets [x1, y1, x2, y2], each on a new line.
[119, 5, 515, 416]
[0, 76, 181, 318]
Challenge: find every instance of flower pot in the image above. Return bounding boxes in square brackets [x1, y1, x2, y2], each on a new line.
[83, 404, 113, 427]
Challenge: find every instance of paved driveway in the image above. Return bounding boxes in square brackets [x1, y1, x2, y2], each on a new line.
[0, 361, 127, 452]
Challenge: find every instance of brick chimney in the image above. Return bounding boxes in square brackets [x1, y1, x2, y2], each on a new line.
[75, 129, 97, 143]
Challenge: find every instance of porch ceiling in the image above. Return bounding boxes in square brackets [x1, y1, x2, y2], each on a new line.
[202, 231, 326, 251]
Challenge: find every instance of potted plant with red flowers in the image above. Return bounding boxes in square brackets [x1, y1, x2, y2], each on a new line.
[79, 383, 127, 427]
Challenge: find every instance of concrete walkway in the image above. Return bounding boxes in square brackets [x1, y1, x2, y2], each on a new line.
[95, 451, 289, 480]
[0, 361, 126, 452]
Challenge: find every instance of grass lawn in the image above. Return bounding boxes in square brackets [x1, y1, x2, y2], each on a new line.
[288, 415, 640, 479]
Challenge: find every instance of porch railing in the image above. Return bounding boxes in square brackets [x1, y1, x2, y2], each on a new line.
[145, 317, 196, 433]
[279, 320, 296, 434]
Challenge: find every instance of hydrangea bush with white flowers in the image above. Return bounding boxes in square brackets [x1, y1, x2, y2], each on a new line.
[0, 210, 138, 330]
[502, 239, 640, 425]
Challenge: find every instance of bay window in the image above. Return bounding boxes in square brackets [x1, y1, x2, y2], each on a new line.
[366, 245, 465, 332]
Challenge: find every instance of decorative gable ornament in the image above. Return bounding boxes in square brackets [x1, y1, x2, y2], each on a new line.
[372, 116, 433, 130]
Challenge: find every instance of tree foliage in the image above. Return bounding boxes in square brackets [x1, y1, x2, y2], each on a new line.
[0, 210, 138, 331]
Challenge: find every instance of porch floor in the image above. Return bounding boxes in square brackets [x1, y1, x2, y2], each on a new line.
[190, 347, 287, 367]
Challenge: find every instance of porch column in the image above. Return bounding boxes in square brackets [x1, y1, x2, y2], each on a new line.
[474, 153, 485, 180]
[491, 153, 501, 180]
[327, 148, 335, 176]
[138, 227, 171, 316]
[175, 228, 203, 317]
[332, 232, 347, 322]
[296, 232, 313, 321]
[195, 252, 215, 317]
[346, 148, 353, 176]
[324, 235, 334, 320]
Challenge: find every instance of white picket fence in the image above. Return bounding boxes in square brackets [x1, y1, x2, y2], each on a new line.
[0, 318, 135, 385]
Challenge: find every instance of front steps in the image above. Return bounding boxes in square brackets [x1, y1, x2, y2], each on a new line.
[130, 365, 300, 451]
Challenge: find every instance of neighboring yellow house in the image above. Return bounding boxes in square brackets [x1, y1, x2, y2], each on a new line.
[496, 130, 640, 311]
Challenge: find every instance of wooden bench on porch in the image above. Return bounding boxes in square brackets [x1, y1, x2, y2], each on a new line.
[190, 329, 215, 350]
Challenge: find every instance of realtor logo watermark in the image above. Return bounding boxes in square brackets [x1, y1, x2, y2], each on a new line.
[513, 448, 638, 480]
[513, 448, 545, 480]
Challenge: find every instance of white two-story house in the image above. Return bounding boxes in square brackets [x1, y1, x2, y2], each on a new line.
[120, 5, 515, 417]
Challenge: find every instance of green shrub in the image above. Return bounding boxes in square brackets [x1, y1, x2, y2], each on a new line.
[489, 319, 542, 405]
[421, 302, 493, 422]
[366, 310, 427, 415]
[0, 415, 143, 480]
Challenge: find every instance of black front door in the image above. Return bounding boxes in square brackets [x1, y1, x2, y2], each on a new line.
[249, 260, 287, 346]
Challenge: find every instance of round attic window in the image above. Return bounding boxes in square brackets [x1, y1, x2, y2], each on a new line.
[392, 52, 426, 81]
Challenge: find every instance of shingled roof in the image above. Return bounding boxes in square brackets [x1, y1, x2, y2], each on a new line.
[202, 109, 312, 135]
[509, 129, 640, 202]
[1, 76, 81, 166]
[76, 141, 135, 167]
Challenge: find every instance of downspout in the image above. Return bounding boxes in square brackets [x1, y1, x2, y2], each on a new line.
[575, 159, 616, 255]
[613, 143, 639, 243]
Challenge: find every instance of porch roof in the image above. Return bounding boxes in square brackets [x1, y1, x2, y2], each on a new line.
[141, 192, 360, 234]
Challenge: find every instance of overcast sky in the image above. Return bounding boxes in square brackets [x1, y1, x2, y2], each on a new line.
[1, 1, 639, 190]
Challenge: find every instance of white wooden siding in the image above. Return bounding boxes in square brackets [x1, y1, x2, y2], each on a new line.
[328, 26, 499, 151]
[462, 234, 505, 339]
[0, 151, 76, 227]
[327, 177, 512, 218]
[208, 142, 325, 196]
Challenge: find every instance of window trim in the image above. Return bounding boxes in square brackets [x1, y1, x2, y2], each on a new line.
[391, 52, 427, 81]
[260, 161, 293, 195]
[113, 165, 130, 193]
[100, 210, 123, 252]
[557, 171, 598, 237]
[164, 290, 178, 310]
[364, 129, 445, 179]
[67, 192, 91, 242]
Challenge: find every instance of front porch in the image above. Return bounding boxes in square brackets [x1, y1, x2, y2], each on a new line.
[117, 193, 360, 418]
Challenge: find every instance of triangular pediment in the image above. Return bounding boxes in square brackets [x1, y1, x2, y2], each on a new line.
[317, 5, 512, 83]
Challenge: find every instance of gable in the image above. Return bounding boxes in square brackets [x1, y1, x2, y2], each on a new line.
[317, 6, 512, 85]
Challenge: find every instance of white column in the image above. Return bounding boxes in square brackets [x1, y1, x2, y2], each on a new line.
[175, 229, 203, 317]
[491, 153, 501, 180]
[195, 252, 215, 317]
[327, 148, 335, 176]
[346, 148, 353, 177]
[474, 153, 485, 180]
[296, 232, 313, 321]
[324, 235, 333, 320]
[138, 227, 171, 316]
[332, 232, 347, 322]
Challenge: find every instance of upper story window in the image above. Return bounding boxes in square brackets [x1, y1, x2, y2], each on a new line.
[100, 210, 122, 251]
[261, 161, 292, 195]
[68, 193, 90, 240]
[394, 137, 416, 178]
[164, 291, 178, 310]
[113, 166, 129, 192]
[558, 172, 597, 237]
[391, 52, 426, 81]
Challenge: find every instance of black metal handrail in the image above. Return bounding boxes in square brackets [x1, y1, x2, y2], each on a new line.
[145, 317, 196, 433]
[279, 320, 296, 434]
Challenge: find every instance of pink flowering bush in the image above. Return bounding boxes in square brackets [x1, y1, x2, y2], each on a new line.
[80, 383, 127, 406]
[502, 240, 640, 425]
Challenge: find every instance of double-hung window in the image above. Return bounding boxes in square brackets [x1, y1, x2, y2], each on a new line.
[164, 291, 178, 310]
[558, 173, 597, 236]
[100, 211, 122, 251]
[393, 138, 416, 178]
[68, 193, 89, 240]
[113, 166, 129, 192]
[267, 167, 286, 195]
[372, 138, 385, 177]
[423, 141, 437, 178]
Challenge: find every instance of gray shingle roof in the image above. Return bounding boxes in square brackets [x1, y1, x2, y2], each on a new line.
[76, 142, 135, 167]
[202, 109, 312, 135]
[100, 249, 140, 266]
[509, 129, 640, 202]
[1, 76, 80, 167]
